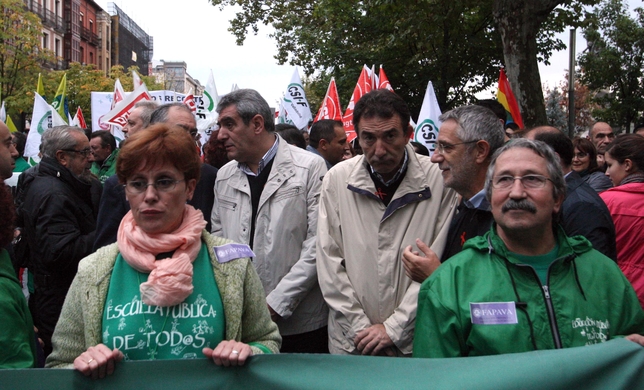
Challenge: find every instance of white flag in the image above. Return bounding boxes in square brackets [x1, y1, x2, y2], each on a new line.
[0, 101, 6, 122]
[196, 70, 219, 143]
[132, 70, 143, 89]
[102, 83, 152, 128]
[109, 79, 126, 140]
[25, 93, 53, 158]
[280, 68, 312, 130]
[276, 98, 289, 125]
[414, 81, 442, 155]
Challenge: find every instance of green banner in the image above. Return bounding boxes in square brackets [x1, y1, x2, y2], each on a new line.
[2, 339, 644, 389]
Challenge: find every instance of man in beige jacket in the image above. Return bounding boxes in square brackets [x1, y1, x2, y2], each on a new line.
[316, 90, 458, 356]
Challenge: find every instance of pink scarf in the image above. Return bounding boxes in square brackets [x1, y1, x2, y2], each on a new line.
[117, 205, 207, 307]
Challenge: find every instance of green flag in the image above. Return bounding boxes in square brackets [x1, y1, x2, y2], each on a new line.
[37, 73, 45, 99]
[51, 73, 67, 118]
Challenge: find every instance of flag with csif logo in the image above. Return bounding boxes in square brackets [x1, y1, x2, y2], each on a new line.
[413, 81, 442, 156]
[25, 93, 67, 159]
[277, 68, 312, 130]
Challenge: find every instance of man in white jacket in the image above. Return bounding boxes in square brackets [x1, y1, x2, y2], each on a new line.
[211, 89, 329, 353]
[316, 90, 458, 356]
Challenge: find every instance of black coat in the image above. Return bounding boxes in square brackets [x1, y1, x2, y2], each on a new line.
[561, 171, 617, 261]
[21, 157, 100, 282]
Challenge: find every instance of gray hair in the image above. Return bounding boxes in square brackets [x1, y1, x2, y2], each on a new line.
[484, 138, 566, 202]
[41, 125, 87, 158]
[216, 89, 275, 133]
[134, 100, 158, 128]
[149, 103, 193, 125]
[439, 105, 505, 156]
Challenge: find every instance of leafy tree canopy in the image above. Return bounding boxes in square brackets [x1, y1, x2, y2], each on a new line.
[211, 0, 597, 120]
[578, 0, 644, 131]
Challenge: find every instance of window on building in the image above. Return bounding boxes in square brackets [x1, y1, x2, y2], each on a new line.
[55, 38, 60, 57]
[42, 32, 49, 49]
[79, 11, 84, 25]
[89, 20, 93, 33]
[80, 46, 85, 64]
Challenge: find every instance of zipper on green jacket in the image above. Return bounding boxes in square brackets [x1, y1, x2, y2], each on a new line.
[514, 263, 563, 350]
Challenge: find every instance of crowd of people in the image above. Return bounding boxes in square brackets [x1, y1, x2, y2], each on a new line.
[1, 89, 644, 381]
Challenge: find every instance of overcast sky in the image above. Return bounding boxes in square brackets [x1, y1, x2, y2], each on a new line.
[96, 0, 637, 109]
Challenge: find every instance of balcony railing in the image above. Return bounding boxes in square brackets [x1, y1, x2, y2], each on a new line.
[80, 27, 100, 46]
[24, 1, 65, 34]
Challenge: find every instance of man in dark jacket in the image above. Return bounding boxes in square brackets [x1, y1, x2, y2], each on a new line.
[20, 125, 101, 357]
[528, 127, 617, 261]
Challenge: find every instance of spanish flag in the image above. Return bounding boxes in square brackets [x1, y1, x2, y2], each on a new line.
[496, 69, 524, 129]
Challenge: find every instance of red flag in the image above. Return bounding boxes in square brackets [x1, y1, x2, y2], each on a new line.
[183, 89, 197, 113]
[496, 69, 524, 129]
[343, 65, 373, 142]
[314, 78, 343, 122]
[378, 66, 394, 92]
[103, 84, 152, 127]
[75, 106, 87, 129]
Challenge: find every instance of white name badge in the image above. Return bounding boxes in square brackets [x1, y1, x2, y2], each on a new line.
[470, 302, 518, 325]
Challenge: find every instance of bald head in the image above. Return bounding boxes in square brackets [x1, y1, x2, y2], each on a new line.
[588, 122, 614, 154]
[525, 126, 561, 139]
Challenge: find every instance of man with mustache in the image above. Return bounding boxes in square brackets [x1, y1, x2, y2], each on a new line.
[20, 126, 101, 357]
[414, 139, 644, 358]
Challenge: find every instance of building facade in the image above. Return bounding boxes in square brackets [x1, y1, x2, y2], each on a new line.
[107, 2, 153, 75]
[150, 60, 204, 95]
[24, 0, 65, 70]
[26, 0, 152, 77]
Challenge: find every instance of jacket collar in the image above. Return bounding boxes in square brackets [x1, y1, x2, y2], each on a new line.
[479, 223, 592, 264]
[39, 156, 93, 195]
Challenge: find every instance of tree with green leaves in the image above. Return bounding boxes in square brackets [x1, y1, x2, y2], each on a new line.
[0, 0, 54, 128]
[211, 0, 505, 116]
[492, 0, 599, 127]
[578, 0, 644, 132]
[545, 87, 568, 132]
[210, 0, 597, 127]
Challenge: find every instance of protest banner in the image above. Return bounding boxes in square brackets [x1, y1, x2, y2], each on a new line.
[1, 339, 643, 390]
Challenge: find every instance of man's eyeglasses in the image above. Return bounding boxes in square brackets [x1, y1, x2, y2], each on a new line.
[61, 148, 92, 158]
[124, 178, 182, 194]
[435, 140, 478, 154]
[491, 174, 553, 190]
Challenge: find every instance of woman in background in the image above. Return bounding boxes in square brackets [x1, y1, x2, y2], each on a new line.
[571, 137, 612, 192]
[600, 134, 644, 307]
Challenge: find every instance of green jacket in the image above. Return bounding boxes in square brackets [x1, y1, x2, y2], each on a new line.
[46, 231, 281, 368]
[0, 249, 36, 368]
[90, 149, 118, 184]
[414, 225, 644, 358]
